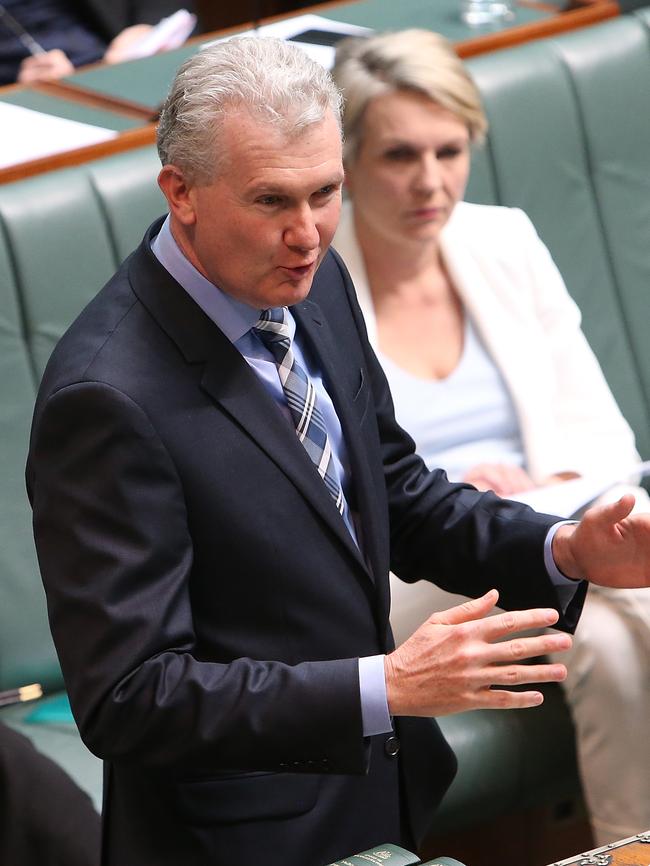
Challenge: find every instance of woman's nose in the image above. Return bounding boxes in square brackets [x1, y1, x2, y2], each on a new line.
[414, 153, 442, 193]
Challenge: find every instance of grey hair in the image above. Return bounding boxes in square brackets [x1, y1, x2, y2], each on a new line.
[331, 29, 488, 164]
[157, 37, 344, 183]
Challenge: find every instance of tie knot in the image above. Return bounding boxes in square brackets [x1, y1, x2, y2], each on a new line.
[254, 307, 291, 349]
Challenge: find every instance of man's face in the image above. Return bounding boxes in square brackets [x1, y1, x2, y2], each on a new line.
[169, 108, 344, 310]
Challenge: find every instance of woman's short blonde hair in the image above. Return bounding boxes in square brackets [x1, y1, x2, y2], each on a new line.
[331, 29, 488, 163]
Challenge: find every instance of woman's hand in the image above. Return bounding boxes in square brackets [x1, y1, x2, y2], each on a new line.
[103, 24, 154, 64]
[18, 49, 74, 84]
[462, 462, 535, 495]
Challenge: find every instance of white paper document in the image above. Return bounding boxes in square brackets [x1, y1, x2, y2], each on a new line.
[118, 9, 197, 61]
[508, 460, 650, 518]
[205, 14, 373, 69]
[0, 102, 117, 169]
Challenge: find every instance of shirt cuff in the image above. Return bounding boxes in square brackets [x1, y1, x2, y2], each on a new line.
[544, 520, 582, 611]
[358, 655, 392, 737]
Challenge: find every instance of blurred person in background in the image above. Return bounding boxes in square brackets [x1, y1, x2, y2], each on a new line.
[0, 720, 100, 865]
[0, 0, 195, 85]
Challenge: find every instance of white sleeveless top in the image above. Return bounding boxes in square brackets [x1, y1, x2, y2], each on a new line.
[379, 315, 525, 480]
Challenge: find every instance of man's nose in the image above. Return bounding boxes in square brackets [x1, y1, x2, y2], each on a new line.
[284, 206, 320, 251]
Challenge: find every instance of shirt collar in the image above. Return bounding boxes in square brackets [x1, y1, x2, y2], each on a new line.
[150, 215, 260, 343]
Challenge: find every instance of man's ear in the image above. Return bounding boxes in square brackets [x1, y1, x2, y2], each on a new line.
[158, 164, 197, 226]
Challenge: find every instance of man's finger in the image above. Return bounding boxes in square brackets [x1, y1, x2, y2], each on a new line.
[587, 494, 636, 528]
[481, 606, 560, 640]
[432, 589, 499, 627]
[474, 689, 546, 710]
[479, 662, 568, 688]
[487, 630, 572, 663]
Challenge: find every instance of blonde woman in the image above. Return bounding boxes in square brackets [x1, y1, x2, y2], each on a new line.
[332, 29, 650, 846]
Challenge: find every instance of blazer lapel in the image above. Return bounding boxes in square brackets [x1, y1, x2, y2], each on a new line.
[440, 211, 559, 478]
[441, 221, 535, 429]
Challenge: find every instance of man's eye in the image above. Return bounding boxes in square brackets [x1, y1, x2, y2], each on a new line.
[258, 196, 281, 206]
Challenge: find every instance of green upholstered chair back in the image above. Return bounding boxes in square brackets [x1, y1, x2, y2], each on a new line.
[0, 146, 163, 691]
[0, 225, 59, 690]
[0, 147, 164, 381]
[465, 13, 650, 458]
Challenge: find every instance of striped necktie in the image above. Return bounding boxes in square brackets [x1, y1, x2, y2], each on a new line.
[254, 307, 348, 518]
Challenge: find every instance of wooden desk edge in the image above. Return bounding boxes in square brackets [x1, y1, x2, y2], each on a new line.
[456, 1, 619, 57]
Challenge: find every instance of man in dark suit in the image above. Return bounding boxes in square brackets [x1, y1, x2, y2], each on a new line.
[26, 36, 650, 866]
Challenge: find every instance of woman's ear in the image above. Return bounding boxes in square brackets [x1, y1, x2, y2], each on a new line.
[158, 165, 197, 226]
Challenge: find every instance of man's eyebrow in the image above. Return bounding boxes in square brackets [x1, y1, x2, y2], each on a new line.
[247, 174, 345, 196]
[317, 172, 345, 189]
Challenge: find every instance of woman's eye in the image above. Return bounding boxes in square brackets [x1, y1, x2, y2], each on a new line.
[384, 148, 416, 162]
[437, 146, 463, 160]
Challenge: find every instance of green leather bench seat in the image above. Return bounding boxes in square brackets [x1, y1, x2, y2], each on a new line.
[0, 6, 649, 836]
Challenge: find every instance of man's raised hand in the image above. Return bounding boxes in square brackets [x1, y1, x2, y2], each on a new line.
[552, 494, 650, 588]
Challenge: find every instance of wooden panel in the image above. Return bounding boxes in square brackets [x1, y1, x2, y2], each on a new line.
[195, 0, 315, 30]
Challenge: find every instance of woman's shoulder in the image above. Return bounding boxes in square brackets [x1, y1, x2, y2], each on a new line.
[447, 201, 536, 240]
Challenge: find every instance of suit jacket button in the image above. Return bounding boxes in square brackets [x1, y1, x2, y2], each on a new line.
[384, 736, 400, 758]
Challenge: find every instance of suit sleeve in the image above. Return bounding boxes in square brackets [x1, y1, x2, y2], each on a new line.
[29, 381, 367, 776]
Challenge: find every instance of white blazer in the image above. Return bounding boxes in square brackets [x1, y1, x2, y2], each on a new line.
[334, 200, 639, 485]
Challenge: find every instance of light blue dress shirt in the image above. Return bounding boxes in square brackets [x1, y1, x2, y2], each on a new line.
[151, 216, 578, 739]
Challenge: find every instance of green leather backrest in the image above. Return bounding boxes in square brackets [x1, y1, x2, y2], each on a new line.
[0, 148, 164, 382]
[86, 146, 164, 261]
[0, 147, 163, 691]
[564, 20, 650, 411]
[465, 13, 650, 457]
[0, 225, 61, 690]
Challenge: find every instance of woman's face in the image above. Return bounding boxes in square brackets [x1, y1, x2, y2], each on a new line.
[345, 89, 471, 248]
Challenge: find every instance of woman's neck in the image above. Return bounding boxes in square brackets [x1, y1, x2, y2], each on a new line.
[354, 212, 449, 304]
[353, 213, 465, 380]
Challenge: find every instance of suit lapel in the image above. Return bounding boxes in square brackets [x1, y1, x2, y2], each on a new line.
[441, 223, 534, 429]
[292, 299, 378, 585]
[200, 345, 368, 573]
